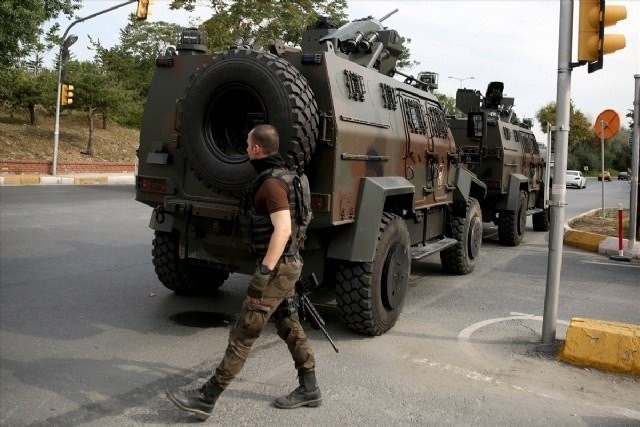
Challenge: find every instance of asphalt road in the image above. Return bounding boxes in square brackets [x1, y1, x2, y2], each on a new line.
[564, 177, 634, 219]
[1, 185, 638, 426]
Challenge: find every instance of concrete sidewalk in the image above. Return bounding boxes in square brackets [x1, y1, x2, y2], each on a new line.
[0, 173, 135, 186]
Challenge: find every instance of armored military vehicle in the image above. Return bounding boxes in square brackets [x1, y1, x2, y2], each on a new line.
[135, 12, 487, 336]
[449, 82, 550, 246]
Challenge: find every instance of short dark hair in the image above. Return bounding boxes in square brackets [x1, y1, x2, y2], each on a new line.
[251, 124, 279, 154]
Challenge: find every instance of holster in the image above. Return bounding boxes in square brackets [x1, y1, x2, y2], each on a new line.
[273, 296, 298, 319]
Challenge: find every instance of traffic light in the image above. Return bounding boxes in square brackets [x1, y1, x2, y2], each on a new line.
[136, 0, 151, 20]
[60, 83, 74, 106]
[577, 0, 627, 73]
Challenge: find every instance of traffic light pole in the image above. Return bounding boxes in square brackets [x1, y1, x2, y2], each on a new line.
[630, 75, 640, 247]
[600, 120, 607, 218]
[52, 0, 137, 175]
[542, 0, 573, 345]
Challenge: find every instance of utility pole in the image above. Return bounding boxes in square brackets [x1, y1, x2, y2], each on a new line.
[542, 0, 573, 344]
[630, 75, 640, 248]
[600, 119, 607, 218]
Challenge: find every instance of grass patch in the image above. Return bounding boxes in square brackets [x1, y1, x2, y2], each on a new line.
[570, 208, 630, 238]
[0, 107, 139, 163]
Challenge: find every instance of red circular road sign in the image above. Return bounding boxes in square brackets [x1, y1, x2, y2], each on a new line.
[594, 109, 620, 139]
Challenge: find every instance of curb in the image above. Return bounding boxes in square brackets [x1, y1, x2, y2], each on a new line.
[0, 174, 135, 186]
[561, 212, 640, 376]
[559, 317, 640, 376]
[564, 208, 640, 260]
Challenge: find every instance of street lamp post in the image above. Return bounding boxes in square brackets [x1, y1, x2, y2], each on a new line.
[51, 0, 138, 175]
[52, 34, 78, 176]
[448, 75, 475, 88]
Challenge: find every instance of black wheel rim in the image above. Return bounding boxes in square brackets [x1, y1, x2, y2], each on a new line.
[469, 216, 482, 259]
[381, 244, 409, 310]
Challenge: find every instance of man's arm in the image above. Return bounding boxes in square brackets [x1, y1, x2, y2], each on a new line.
[261, 209, 291, 270]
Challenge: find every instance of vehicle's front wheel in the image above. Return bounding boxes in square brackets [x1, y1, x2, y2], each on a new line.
[440, 197, 483, 274]
[152, 231, 229, 295]
[497, 192, 527, 246]
[335, 213, 410, 336]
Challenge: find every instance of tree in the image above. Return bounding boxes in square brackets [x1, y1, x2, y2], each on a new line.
[434, 92, 458, 116]
[536, 101, 593, 147]
[91, 16, 183, 99]
[0, 0, 81, 68]
[536, 101, 604, 173]
[0, 66, 56, 124]
[605, 128, 632, 173]
[169, 0, 347, 51]
[62, 60, 138, 155]
[396, 41, 419, 71]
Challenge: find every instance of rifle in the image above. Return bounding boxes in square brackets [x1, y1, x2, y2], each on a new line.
[296, 273, 339, 353]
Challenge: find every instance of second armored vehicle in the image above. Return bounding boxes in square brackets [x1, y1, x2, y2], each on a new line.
[449, 82, 550, 246]
[135, 13, 487, 335]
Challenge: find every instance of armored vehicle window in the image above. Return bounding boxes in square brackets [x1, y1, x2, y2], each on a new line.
[427, 105, 449, 138]
[524, 134, 535, 153]
[403, 98, 427, 134]
[531, 135, 540, 154]
[502, 127, 511, 140]
[468, 112, 484, 138]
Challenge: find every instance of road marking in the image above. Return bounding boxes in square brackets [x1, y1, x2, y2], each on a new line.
[407, 355, 640, 421]
[582, 260, 640, 269]
[458, 312, 569, 341]
[452, 313, 640, 420]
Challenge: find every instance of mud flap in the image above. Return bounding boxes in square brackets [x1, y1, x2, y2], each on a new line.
[149, 207, 174, 232]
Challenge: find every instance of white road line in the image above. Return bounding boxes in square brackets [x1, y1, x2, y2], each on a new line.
[458, 312, 569, 341]
[407, 355, 640, 421]
[582, 260, 640, 269]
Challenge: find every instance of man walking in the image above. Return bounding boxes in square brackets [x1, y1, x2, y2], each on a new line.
[166, 124, 321, 421]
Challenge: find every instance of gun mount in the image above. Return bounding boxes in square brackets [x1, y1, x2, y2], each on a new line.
[315, 9, 404, 76]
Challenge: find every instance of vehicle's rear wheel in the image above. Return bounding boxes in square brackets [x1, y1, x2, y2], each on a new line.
[532, 190, 550, 232]
[180, 49, 318, 192]
[440, 197, 482, 274]
[152, 231, 229, 295]
[335, 213, 410, 335]
[497, 192, 527, 246]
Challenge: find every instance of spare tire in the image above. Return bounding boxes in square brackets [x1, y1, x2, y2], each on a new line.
[180, 49, 318, 192]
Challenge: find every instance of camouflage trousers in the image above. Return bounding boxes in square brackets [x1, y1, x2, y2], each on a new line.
[213, 255, 316, 388]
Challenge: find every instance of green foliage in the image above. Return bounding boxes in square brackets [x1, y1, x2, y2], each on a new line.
[0, 0, 81, 68]
[537, 102, 634, 174]
[434, 92, 458, 116]
[605, 128, 632, 173]
[535, 101, 593, 147]
[567, 141, 599, 172]
[396, 41, 419, 71]
[170, 0, 348, 51]
[0, 67, 56, 113]
[63, 59, 140, 126]
[91, 16, 183, 100]
[78, 17, 183, 126]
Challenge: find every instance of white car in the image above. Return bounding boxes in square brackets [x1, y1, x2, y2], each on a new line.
[566, 170, 587, 189]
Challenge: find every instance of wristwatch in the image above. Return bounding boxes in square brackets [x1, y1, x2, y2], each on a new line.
[259, 264, 272, 275]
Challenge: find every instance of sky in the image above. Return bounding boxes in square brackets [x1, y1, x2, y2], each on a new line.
[48, 0, 640, 142]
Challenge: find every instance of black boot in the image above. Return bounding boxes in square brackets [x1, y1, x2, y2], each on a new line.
[274, 369, 322, 409]
[166, 378, 224, 421]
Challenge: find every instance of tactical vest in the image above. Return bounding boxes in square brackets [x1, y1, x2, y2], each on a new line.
[242, 168, 312, 257]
